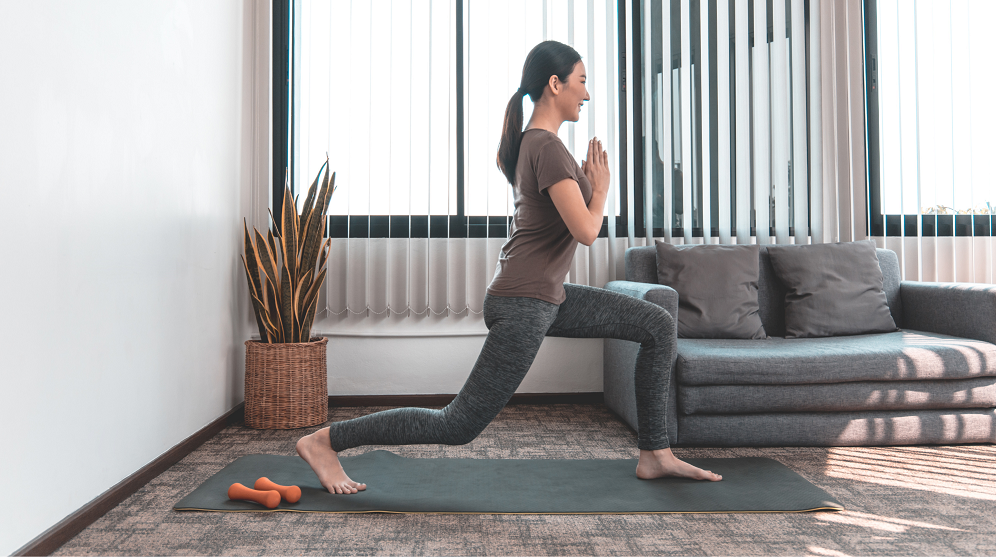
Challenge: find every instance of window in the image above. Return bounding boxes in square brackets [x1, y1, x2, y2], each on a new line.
[634, 0, 820, 242]
[276, 0, 629, 239]
[865, 0, 994, 238]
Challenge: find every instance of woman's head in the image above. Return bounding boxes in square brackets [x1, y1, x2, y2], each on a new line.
[497, 40, 586, 186]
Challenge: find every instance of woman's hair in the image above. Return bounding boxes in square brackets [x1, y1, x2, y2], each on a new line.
[496, 40, 582, 186]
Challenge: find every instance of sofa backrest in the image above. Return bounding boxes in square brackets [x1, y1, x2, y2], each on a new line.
[624, 245, 904, 335]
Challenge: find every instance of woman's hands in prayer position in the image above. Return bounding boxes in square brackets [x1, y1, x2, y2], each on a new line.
[581, 137, 610, 198]
[548, 136, 611, 246]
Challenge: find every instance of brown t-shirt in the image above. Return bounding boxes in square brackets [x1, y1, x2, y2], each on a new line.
[486, 128, 593, 305]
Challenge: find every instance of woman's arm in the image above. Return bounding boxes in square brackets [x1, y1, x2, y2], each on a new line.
[548, 138, 610, 247]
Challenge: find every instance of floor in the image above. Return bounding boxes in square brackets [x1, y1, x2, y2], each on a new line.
[54, 404, 996, 556]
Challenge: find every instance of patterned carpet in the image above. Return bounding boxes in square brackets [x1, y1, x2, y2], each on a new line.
[54, 404, 996, 556]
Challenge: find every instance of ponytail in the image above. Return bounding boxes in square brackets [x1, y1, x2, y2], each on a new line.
[496, 41, 582, 187]
[497, 89, 527, 186]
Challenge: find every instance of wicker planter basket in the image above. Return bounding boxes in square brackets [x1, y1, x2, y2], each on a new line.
[244, 337, 328, 429]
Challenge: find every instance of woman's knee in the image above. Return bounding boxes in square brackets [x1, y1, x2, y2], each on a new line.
[633, 307, 674, 350]
[433, 404, 491, 445]
[644, 304, 675, 333]
[432, 414, 486, 445]
[442, 424, 484, 446]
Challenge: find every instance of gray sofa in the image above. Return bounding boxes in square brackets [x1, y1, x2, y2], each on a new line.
[603, 246, 996, 446]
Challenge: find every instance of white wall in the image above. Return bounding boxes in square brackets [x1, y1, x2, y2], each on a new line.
[314, 313, 603, 396]
[328, 334, 602, 395]
[0, 1, 250, 554]
[0, 2, 603, 553]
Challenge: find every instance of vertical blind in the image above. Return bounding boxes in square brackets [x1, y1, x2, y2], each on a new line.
[296, 0, 624, 319]
[869, 0, 995, 284]
[637, 0, 824, 247]
[290, 0, 992, 325]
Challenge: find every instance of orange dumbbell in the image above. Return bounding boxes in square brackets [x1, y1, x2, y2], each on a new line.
[254, 477, 302, 503]
[228, 482, 280, 509]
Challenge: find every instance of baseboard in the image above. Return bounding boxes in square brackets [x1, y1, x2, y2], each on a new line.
[13, 403, 246, 557]
[329, 392, 604, 407]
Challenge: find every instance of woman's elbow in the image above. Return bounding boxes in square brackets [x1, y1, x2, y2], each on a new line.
[578, 230, 596, 247]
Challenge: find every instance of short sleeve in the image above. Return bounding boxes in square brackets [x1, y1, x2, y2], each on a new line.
[533, 138, 580, 196]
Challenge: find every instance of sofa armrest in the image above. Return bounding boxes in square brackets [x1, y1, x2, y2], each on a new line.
[900, 281, 996, 345]
[604, 280, 678, 319]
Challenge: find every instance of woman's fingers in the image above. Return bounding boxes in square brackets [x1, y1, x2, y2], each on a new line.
[585, 137, 609, 178]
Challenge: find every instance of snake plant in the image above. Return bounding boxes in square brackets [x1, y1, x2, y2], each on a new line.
[242, 158, 336, 343]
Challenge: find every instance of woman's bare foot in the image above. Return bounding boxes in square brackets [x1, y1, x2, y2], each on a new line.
[295, 427, 367, 494]
[636, 448, 723, 481]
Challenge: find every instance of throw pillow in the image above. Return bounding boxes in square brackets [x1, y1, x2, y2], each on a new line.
[765, 240, 898, 338]
[654, 241, 767, 339]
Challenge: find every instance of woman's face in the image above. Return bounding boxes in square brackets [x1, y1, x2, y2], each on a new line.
[557, 60, 590, 122]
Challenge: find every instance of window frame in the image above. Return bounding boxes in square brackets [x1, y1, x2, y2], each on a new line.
[863, 0, 994, 238]
[274, 0, 631, 239]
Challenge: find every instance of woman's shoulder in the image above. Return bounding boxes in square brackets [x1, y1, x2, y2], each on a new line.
[521, 129, 570, 158]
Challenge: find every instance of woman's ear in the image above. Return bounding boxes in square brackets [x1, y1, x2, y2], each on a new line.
[547, 74, 561, 96]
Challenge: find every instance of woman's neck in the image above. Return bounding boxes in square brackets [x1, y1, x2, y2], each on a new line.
[525, 106, 564, 134]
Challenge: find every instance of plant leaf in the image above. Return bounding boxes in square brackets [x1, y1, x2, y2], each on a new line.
[242, 220, 261, 296]
[317, 238, 330, 275]
[296, 272, 312, 319]
[268, 208, 279, 232]
[246, 283, 280, 343]
[280, 254, 294, 342]
[264, 271, 282, 341]
[301, 296, 319, 343]
[242, 254, 269, 343]
[299, 159, 325, 234]
[300, 267, 325, 318]
[299, 268, 326, 341]
[267, 230, 278, 262]
[254, 230, 279, 297]
[281, 183, 298, 282]
[300, 165, 335, 279]
[256, 294, 281, 342]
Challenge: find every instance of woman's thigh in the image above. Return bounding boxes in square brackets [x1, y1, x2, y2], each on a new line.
[545, 283, 674, 341]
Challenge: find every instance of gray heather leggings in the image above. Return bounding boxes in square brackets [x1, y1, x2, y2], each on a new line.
[328, 282, 675, 451]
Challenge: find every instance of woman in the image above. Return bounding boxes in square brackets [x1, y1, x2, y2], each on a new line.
[296, 40, 722, 494]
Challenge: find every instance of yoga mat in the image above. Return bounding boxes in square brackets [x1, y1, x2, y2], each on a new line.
[174, 451, 843, 514]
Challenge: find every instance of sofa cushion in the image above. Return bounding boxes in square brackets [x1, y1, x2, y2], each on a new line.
[654, 242, 766, 339]
[675, 330, 996, 386]
[756, 248, 788, 337]
[626, 245, 904, 335]
[676, 408, 996, 446]
[766, 240, 899, 338]
[679, 377, 996, 415]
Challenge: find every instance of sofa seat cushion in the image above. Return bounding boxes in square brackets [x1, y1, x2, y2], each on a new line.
[679, 377, 996, 415]
[675, 408, 996, 447]
[676, 330, 996, 386]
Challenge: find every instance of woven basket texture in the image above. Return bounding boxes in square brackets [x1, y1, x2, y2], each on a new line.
[244, 337, 328, 429]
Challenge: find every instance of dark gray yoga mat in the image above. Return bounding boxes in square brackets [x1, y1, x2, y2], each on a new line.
[174, 451, 843, 514]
